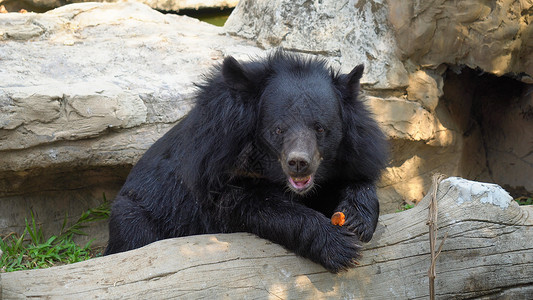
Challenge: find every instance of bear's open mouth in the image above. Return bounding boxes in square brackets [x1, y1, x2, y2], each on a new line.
[288, 175, 313, 192]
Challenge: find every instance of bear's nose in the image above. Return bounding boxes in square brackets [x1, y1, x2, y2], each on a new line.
[287, 153, 310, 173]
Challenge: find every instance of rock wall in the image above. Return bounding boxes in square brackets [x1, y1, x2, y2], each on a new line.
[0, 2, 260, 243]
[226, 0, 533, 207]
[1, 1, 532, 245]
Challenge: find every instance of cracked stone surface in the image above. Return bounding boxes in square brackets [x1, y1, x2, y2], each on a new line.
[0, 1, 532, 243]
[0, 2, 261, 242]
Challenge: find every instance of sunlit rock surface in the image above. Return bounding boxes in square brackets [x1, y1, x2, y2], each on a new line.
[0, 1, 532, 244]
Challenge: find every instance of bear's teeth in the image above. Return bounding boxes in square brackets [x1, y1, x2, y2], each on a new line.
[292, 176, 310, 182]
[288, 175, 313, 191]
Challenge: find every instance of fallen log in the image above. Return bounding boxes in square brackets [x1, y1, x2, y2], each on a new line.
[1, 177, 532, 299]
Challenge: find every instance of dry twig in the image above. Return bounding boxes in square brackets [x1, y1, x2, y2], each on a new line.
[427, 174, 447, 300]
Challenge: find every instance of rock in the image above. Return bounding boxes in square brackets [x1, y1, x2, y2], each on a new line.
[2, 177, 532, 299]
[1, 0, 533, 246]
[407, 69, 444, 112]
[0, 0, 238, 12]
[388, 0, 533, 80]
[225, 0, 410, 89]
[0, 1, 261, 243]
[365, 96, 438, 142]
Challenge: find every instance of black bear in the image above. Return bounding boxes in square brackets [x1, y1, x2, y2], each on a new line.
[105, 51, 388, 273]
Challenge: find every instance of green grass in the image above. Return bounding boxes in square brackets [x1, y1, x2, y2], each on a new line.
[396, 203, 415, 212]
[178, 8, 233, 27]
[391, 196, 531, 215]
[0, 197, 110, 272]
[515, 196, 533, 206]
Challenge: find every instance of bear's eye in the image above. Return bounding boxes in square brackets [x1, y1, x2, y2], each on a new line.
[275, 127, 283, 135]
[315, 123, 325, 133]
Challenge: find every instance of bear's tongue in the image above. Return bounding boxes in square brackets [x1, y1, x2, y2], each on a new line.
[289, 175, 312, 189]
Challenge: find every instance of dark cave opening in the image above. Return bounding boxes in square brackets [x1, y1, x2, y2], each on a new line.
[441, 66, 533, 198]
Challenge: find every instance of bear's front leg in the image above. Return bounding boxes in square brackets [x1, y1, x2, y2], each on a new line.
[334, 182, 380, 243]
[220, 189, 362, 273]
[105, 195, 161, 255]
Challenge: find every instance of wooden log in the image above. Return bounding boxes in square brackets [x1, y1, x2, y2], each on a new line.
[1, 177, 532, 299]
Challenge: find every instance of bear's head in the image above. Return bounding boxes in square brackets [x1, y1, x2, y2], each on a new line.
[222, 51, 365, 195]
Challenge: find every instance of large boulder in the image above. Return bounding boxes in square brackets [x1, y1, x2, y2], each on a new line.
[1, 0, 532, 246]
[0, 1, 260, 243]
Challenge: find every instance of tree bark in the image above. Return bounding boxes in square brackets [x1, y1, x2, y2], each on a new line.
[1, 177, 532, 299]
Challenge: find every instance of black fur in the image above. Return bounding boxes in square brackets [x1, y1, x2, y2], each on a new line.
[104, 51, 388, 273]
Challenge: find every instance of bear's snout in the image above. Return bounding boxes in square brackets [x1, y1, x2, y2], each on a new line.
[287, 152, 310, 174]
[281, 129, 321, 194]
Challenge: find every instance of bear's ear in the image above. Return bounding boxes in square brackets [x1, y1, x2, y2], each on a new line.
[346, 64, 364, 89]
[222, 56, 254, 92]
[336, 64, 364, 100]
